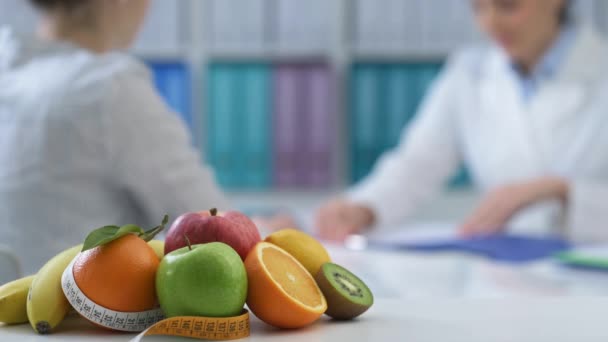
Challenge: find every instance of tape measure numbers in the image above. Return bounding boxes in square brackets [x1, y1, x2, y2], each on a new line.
[61, 256, 251, 340]
[136, 312, 250, 341]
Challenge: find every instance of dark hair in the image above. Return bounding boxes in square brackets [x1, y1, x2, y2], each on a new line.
[29, 0, 86, 11]
[559, 0, 572, 25]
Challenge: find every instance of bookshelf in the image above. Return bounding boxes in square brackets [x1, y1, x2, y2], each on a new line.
[2, 0, 607, 194]
[194, 0, 480, 190]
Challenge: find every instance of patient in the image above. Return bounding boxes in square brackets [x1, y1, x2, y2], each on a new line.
[0, 0, 228, 273]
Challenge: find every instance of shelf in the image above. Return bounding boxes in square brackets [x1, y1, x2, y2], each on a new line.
[205, 51, 331, 63]
[132, 48, 189, 61]
[350, 51, 449, 62]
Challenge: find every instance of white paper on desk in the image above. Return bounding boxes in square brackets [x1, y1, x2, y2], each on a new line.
[365, 221, 457, 247]
[287, 213, 458, 247]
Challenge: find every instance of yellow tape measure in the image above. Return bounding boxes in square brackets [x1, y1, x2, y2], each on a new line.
[135, 311, 250, 341]
[62, 256, 250, 341]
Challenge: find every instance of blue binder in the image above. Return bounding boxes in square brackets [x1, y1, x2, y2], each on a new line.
[147, 61, 192, 133]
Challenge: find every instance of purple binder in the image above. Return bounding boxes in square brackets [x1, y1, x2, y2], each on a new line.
[274, 63, 333, 188]
[293, 67, 311, 186]
[274, 65, 301, 187]
[304, 65, 332, 186]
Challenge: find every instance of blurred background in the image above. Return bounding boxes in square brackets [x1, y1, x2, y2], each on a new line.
[2, 0, 608, 216]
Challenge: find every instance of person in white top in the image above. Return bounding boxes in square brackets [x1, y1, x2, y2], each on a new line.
[0, 0, 228, 274]
[316, 0, 608, 242]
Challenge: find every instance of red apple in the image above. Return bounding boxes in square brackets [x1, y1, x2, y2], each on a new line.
[164, 208, 261, 260]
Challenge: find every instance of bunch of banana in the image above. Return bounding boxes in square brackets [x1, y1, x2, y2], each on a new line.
[26, 244, 82, 334]
[0, 240, 164, 334]
[0, 275, 35, 324]
[0, 244, 80, 334]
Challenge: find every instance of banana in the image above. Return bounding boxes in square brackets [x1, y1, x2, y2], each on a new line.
[0, 275, 36, 324]
[148, 240, 165, 260]
[26, 244, 82, 334]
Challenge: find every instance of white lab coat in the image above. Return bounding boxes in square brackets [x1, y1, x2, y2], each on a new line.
[349, 25, 608, 242]
[0, 28, 229, 274]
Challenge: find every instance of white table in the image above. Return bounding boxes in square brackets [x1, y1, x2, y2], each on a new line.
[3, 246, 608, 341]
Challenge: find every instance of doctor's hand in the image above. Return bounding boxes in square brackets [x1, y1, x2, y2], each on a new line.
[315, 199, 376, 242]
[459, 177, 569, 237]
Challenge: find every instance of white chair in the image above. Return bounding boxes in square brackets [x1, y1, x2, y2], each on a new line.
[0, 246, 21, 284]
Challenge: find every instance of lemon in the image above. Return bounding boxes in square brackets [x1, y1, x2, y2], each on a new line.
[265, 229, 331, 276]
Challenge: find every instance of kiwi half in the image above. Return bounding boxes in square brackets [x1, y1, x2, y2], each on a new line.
[314, 262, 373, 320]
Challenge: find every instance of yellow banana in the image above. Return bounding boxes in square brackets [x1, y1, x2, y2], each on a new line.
[0, 275, 35, 324]
[26, 244, 82, 334]
[148, 240, 165, 259]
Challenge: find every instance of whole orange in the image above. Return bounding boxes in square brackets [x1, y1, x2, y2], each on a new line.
[72, 234, 160, 312]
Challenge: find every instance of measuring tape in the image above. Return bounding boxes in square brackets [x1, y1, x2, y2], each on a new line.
[61, 256, 251, 340]
[130, 311, 250, 342]
[61, 257, 165, 332]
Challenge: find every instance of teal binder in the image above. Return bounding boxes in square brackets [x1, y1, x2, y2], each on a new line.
[350, 64, 383, 183]
[241, 64, 272, 189]
[207, 63, 272, 190]
[231, 64, 246, 188]
[350, 62, 471, 187]
[384, 65, 417, 150]
[373, 65, 388, 177]
[207, 64, 239, 188]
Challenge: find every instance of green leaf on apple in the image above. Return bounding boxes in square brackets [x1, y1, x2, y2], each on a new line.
[82, 215, 169, 252]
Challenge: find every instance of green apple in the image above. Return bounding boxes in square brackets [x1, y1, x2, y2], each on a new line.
[156, 242, 247, 317]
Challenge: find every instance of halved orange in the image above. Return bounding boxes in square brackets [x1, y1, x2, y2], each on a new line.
[244, 242, 327, 329]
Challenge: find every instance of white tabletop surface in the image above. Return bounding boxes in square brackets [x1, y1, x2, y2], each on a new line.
[3, 246, 608, 342]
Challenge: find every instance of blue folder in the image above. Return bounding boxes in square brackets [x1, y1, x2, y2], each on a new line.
[370, 234, 571, 263]
[147, 61, 192, 132]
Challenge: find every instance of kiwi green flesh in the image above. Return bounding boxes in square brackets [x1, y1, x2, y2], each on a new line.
[315, 263, 373, 320]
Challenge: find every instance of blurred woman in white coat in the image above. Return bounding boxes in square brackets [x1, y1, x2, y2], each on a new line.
[317, 0, 608, 242]
[0, 0, 228, 273]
